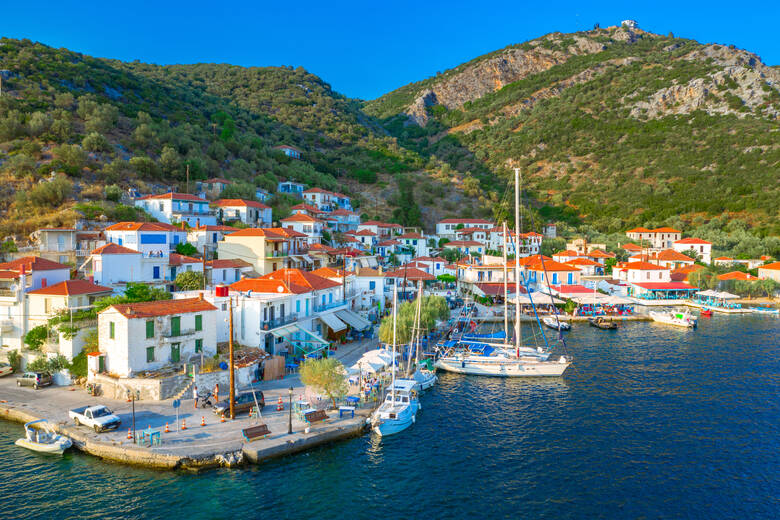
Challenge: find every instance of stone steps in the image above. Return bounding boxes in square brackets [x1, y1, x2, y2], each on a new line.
[172, 379, 194, 401]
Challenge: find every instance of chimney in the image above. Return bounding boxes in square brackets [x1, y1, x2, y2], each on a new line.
[41, 278, 47, 288]
[89, 275, 94, 283]
[198, 292, 204, 301]
[378, 265, 383, 274]
[196, 218, 200, 228]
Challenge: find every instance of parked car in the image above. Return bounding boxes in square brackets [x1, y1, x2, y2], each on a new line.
[68, 405, 121, 433]
[212, 391, 264, 416]
[0, 363, 13, 377]
[16, 372, 52, 389]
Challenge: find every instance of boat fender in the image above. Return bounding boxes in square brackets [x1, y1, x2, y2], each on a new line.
[558, 356, 567, 363]
[412, 416, 415, 424]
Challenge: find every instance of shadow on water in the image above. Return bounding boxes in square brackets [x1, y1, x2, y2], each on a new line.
[0, 315, 778, 520]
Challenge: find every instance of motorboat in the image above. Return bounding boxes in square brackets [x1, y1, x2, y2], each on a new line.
[649, 310, 697, 328]
[435, 351, 570, 377]
[15, 419, 72, 455]
[752, 307, 779, 315]
[700, 308, 713, 317]
[588, 317, 618, 330]
[542, 316, 571, 331]
[411, 363, 437, 391]
[370, 286, 418, 437]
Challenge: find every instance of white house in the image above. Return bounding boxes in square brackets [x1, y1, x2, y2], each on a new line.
[397, 233, 429, 258]
[626, 227, 681, 250]
[376, 239, 401, 259]
[104, 222, 187, 257]
[757, 261, 780, 283]
[215, 199, 272, 227]
[186, 225, 238, 254]
[277, 180, 305, 196]
[207, 259, 253, 286]
[673, 238, 712, 264]
[612, 261, 670, 284]
[350, 229, 378, 250]
[274, 145, 302, 159]
[134, 193, 216, 226]
[332, 192, 352, 211]
[302, 188, 334, 211]
[353, 267, 388, 312]
[436, 218, 494, 240]
[199, 178, 231, 199]
[443, 240, 484, 256]
[329, 209, 360, 232]
[357, 221, 403, 238]
[280, 214, 324, 245]
[97, 296, 217, 378]
[628, 249, 695, 270]
[85, 243, 167, 289]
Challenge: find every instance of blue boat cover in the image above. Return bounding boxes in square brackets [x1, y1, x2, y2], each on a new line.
[462, 331, 506, 340]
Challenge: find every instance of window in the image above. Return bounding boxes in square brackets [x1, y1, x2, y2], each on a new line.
[222, 270, 226, 282]
[305, 300, 310, 315]
[146, 320, 154, 339]
[195, 315, 202, 331]
[146, 347, 155, 362]
[171, 316, 181, 336]
[109, 321, 115, 339]
[296, 300, 301, 313]
[153, 266, 160, 279]
[195, 339, 203, 353]
[369, 281, 376, 290]
[567, 273, 573, 284]
[329, 293, 333, 303]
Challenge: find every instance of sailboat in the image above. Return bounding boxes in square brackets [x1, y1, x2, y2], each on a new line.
[435, 168, 571, 377]
[407, 279, 438, 390]
[370, 285, 418, 436]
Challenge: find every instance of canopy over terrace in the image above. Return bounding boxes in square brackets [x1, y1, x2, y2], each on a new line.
[630, 282, 699, 300]
[511, 294, 565, 305]
[270, 324, 329, 357]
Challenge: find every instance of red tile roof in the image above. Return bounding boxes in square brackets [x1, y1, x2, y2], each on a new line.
[398, 232, 425, 239]
[225, 228, 285, 239]
[656, 249, 695, 262]
[137, 192, 208, 202]
[27, 279, 113, 296]
[204, 177, 232, 185]
[189, 225, 238, 232]
[274, 144, 302, 153]
[207, 259, 252, 269]
[527, 258, 581, 272]
[758, 261, 780, 271]
[91, 243, 141, 255]
[717, 271, 758, 281]
[106, 297, 216, 318]
[621, 243, 644, 251]
[261, 269, 341, 291]
[0, 256, 70, 272]
[230, 278, 309, 294]
[265, 227, 308, 238]
[353, 229, 377, 236]
[652, 227, 681, 233]
[674, 237, 712, 245]
[384, 267, 436, 280]
[565, 258, 602, 267]
[215, 198, 269, 209]
[105, 222, 181, 232]
[169, 253, 200, 266]
[280, 214, 323, 223]
[626, 227, 652, 233]
[303, 187, 332, 195]
[439, 218, 493, 224]
[617, 261, 668, 270]
[445, 240, 483, 247]
[587, 249, 614, 258]
[311, 267, 352, 278]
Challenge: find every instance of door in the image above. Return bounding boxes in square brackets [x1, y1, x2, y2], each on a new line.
[171, 316, 181, 336]
[153, 266, 160, 279]
[98, 356, 105, 373]
[171, 343, 180, 363]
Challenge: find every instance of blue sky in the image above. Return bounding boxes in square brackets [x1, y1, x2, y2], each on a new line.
[2, 1, 778, 99]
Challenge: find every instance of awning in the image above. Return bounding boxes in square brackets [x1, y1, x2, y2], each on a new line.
[335, 309, 371, 331]
[301, 255, 314, 264]
[270, 324, 329, 345]
[319, 312, 347, 332]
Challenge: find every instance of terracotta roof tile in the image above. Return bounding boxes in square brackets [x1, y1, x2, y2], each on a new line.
[27, 279, 113, 296]
[105, 297, 216, 318]
[91, 243, 141, 255]
[0, 256, 70, 272]
[215, 198, 269, 209]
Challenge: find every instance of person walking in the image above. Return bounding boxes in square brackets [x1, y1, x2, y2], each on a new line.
[213, 383, 219, 403]
[193, 385, 199, 409]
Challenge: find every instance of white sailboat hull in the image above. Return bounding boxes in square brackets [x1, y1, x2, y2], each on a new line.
[435, 356, 570, 377]
[649, 311, 697, 328]
[370, 403, 416, 436]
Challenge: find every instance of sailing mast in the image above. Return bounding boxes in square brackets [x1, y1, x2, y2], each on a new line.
[513, 167, 522, 358]
[406, 278, 424, 375]
[502, 221, 509, 341]
[391, 284, 397, 404]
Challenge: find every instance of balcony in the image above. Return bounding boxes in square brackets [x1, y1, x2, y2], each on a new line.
[266, 250, 289, 258]
[260, 313, 298, 331]
[161, 328, 198, 339]
[313, 299, 347, 313]
[0, 289, 17, 298]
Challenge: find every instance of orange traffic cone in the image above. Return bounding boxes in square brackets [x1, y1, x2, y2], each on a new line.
[164, 422, 170, 433]
[127, 428, 132, 440]
[181, 418, 187, 431]
[201, 416, 206, 427]
[220, 413, 226, 423]
[276, 396, 283, 411]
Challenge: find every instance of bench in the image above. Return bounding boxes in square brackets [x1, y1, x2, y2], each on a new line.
[242, 424, 271, 442]
[304, 410, 328, 424]
[338, 406, 355, 419]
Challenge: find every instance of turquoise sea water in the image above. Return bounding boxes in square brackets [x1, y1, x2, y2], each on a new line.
[1, 314, 778, 520]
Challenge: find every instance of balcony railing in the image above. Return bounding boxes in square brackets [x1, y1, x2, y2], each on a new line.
[0, 289, 17, 298]
[266, 250, 289, 258]
[161, 328, 198, 339]
[313, 300, 346, 313]
[260, 313, 298, 331]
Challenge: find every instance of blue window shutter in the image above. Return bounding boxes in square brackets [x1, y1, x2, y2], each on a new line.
[153, 266, 160, 279]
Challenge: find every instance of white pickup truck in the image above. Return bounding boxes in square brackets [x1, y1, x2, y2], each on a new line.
[68, 405, 121, 433]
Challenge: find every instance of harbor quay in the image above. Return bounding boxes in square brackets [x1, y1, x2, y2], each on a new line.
[0, 339, 379, 471]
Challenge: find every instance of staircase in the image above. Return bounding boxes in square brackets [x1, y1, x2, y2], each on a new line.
[171, 378, 194, 401]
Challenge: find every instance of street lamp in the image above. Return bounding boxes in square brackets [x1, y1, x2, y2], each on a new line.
[288, 386, 294, 434]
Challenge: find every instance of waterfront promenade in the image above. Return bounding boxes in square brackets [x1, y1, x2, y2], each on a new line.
[0, 336, 380, 470]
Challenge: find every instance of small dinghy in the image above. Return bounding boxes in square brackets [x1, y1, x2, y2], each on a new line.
[588, 317, 617, 330]
[542, 316, 571, 331]
[700, 308, 713, 317]
[15, 419, 72, 455]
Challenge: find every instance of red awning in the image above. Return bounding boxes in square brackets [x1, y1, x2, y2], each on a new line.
[474, 283, 522, 297]
[632, 282, 698, 290]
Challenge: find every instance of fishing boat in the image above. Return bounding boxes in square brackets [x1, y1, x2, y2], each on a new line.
[588, 317, 617, 330]
[434, 168, 571, 378]
[15, 419, 72, 455]
[649, 310, 697, 328]
[752, 306, 779, 315]
[370, 286, 418, 437]
[542, 316, 571, 331]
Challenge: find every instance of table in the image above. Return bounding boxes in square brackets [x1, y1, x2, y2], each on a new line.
[339, 406, 355, 419]
[285, 363, 298, 374]
[345, 396, 360, 406]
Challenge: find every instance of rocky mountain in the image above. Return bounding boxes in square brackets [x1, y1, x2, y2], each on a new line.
[367, 26, 780, 236]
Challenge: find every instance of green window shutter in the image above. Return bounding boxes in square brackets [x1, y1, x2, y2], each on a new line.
[195, 315, 202, 331]
[109, 321, 115, 339]
[146, 347, 155, 363]
[146, 320, 154, 339]
[171, 316, 180, 336]
[171, 343, 180, 363]
[195, 339, 203, 353]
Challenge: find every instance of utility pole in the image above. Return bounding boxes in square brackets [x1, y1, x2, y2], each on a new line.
[228, 296, 235, 420]
[202, 247, 207, 291]
[185, 164, 190, 194]
[341, 255, 346, 302]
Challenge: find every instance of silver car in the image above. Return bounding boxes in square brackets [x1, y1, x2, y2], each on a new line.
[16, 372, 53, 389]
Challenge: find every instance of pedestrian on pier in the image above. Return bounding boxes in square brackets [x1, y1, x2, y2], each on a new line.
[213, 383, 219, 403]
[193, 385, 199, 409]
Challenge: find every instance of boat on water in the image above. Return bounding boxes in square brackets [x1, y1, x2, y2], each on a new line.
[15, 419, 72, 455]
[411, 359, 437, 390]
[434, 168, 571, 378]
[700, 308, 713, 317]
[370, 286, 418, 437]
[588, 317, 618, 330]
[752, 307, 779, 315]
[649, 310, 697, 328]
[542, 316, 571, 331]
